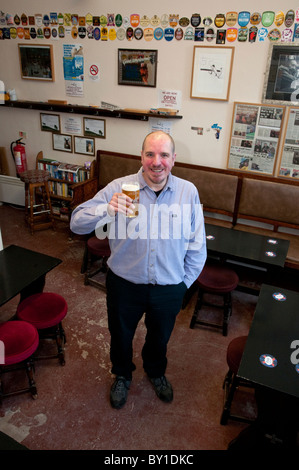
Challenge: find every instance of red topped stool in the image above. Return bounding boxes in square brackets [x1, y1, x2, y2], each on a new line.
[17, 292, 67, 366]
[81, 236, 111, 291]
[221, 335, 255, 425]
[19, 169, 55, 234]
[189, 262, 239, 336]
[0, 320, 39, 402]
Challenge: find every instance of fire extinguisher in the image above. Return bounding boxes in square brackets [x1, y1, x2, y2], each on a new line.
[10, 138, 27, 176]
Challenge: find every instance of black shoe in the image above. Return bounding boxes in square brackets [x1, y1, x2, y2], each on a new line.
[110, 376, 131, 409]
[150, 375, 173, 403]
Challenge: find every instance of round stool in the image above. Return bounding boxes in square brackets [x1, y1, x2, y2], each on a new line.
[221, 336, 254, 425]
[17, 293, 67, 366]
[189, 263, 239, 335]
[19, 169, 55, 234]
[0, 320, 39, 401]
[83, 236, 111, 290]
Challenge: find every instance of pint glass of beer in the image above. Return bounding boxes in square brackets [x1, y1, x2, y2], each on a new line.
[121, 181, 140, 217]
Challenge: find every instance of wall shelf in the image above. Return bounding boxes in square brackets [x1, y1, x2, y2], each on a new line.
[2, 100, 183, 121]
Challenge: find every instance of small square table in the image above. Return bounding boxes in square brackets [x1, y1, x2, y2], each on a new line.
[205, 223, 290, 294]
[205, 223, 290, 269]
[0, 244, 62, 308]
[238, 284, 299, 399]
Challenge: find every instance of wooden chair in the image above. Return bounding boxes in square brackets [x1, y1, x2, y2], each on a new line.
[221, 335, 255, 425]
[81, 236, 111, 291]
[190, 261, 239, 336]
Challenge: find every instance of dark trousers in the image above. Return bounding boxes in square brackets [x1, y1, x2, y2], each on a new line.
[106, 270, 187, 380]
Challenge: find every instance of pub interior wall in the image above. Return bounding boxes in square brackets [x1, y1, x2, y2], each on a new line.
[0, 0, 295, 175]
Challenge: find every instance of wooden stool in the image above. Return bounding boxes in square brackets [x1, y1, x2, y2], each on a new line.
[190, 262, 239, 336]
[17, 292, 68, 366]
[19, 169, 55, 234]
[221, 335, 255, 425]
[0, 320, 39, 402]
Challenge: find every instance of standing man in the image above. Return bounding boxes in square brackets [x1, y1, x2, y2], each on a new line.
[70, 131, 206, 409]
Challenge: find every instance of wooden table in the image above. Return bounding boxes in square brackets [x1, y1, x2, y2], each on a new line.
[205, 223, 290, 293]
[0, 245, 62, 309]
[238, 284, 299, 399]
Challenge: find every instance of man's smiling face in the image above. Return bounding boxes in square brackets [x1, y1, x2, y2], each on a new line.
[141, 131, 176, 191]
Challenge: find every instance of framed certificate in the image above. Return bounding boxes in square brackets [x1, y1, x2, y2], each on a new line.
[52, 134, 72, 153]
[74, 136, 95, 156]
[83, 117, 106, 139]
[40, 113, 60, 133]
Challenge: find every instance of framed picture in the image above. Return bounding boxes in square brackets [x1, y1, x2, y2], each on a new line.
[118, 49, 158, 87]
[262, 43, 299, 105]
[83, 117, 106, 139]
[74, 136, 95, 156]
[40, 113, 60, 133]
[190, 46, 234, 101]
[52, 134, 72, 153]
[277, 107, 299, 178]
[227, 102, 285, 175]
[18, 44, 54, 81]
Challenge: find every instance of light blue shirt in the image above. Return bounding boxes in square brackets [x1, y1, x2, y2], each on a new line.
[70, 168, 206, 288]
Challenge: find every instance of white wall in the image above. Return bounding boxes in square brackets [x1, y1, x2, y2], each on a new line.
[0, 0, 296, 175]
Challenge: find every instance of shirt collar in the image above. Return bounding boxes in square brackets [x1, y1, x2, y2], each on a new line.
[137, 167, 175, 192]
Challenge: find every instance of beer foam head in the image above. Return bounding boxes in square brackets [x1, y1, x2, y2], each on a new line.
[122, 183, 139, 191]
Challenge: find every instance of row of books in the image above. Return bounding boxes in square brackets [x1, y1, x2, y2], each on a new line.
[48, 181, 73, 198]
[38, 158, 90, 182]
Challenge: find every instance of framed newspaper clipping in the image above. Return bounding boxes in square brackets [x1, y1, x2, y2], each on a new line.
[227, 102, 285, 175]
[277, 107, 299, 178]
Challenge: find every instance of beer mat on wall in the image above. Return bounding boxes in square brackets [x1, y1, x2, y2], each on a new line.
[0, 9, 298, 43]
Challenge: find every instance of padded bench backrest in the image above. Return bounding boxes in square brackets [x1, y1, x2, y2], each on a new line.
[172, 166, 238, 214]
[238, 178, 299, 226]
[97, 151, 141, 188]
[97, 150, 238, 216]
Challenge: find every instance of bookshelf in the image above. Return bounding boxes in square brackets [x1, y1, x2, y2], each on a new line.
[36, 151, 98, 222]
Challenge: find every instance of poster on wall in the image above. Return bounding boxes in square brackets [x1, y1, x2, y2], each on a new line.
[118, 49, 157, 87]
[278, 107, 299, 178]
[158, 90, 181, 110]
[227, 101, 285, 175]
[18, 44, 54, 81]
[63, 44, 84, 97]
[262, 43, 299, 106]
[190, 46, 234, 101]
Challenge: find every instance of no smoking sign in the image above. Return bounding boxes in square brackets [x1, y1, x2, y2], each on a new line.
[89, 63, 100, 81]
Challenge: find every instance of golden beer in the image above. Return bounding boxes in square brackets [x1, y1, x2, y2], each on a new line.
[121, 182, 140, 217]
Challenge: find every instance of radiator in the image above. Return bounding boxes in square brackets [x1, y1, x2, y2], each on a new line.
[0, 175, 24, 206]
